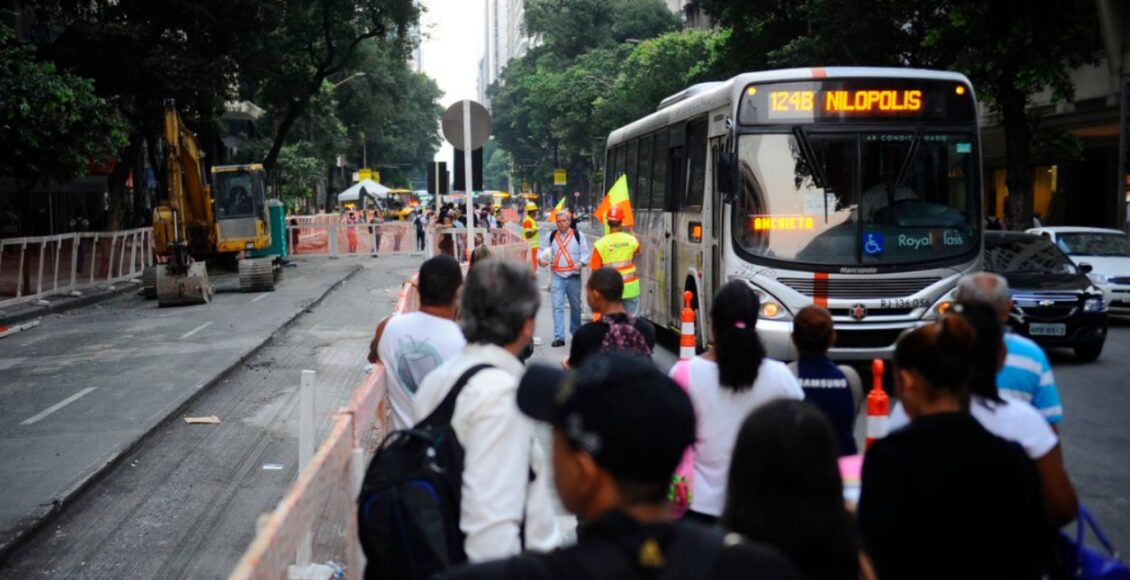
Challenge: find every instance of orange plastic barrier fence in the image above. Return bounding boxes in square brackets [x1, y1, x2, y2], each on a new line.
[228, 275, 420, 579]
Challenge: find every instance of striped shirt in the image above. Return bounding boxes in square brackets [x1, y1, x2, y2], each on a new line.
[997, 333, 1063, 424]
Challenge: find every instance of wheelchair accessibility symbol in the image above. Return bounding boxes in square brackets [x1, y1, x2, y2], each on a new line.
[864, 232, 885, 256]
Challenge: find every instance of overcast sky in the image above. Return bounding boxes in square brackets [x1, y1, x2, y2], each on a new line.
[420, 0, 485, 162]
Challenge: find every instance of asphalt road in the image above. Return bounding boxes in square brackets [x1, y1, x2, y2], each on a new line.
[0, 255, 420, 578]
[1045, 317, 1130, 556]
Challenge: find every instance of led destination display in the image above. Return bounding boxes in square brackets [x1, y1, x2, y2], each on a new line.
[740, 79, 974, 124]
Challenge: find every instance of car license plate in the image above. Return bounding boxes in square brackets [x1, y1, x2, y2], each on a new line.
[1029, 323, 1066, 337]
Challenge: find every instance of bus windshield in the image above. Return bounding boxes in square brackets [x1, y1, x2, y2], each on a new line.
[734, 131, 979, 267]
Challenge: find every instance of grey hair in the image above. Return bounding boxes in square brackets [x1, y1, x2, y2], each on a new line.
[460, 260, 540, 346]
[955, 273, 1011, 314]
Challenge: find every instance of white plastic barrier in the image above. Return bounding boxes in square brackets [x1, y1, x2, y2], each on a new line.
[0, 227, 153, 309]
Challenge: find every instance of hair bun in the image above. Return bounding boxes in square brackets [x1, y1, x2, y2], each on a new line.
[937, 315, 976, 354]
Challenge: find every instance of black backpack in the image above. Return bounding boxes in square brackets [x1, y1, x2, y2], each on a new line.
[358, 364, 493, 580]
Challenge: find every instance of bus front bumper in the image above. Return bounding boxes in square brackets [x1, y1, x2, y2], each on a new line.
[757, 319, 927, 362]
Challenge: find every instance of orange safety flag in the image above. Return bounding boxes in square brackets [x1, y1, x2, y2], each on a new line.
[547, 196, 568, 224]
[595, 174, 634, 228]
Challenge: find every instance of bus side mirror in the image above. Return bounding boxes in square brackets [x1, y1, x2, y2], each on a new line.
[718, 152, 737, 203]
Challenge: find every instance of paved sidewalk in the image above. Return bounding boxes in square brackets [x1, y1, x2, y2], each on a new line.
[0, 257, 392, 562]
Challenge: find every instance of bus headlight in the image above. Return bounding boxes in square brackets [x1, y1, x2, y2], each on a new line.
[924, 291, 958, 320]
[755, 293, 791, 321]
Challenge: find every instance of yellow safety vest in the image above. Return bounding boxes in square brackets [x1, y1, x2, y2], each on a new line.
[594, 231, 640, 300]
[522, 216, 539, 249]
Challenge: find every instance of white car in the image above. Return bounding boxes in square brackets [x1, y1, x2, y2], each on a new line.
[1027, 226, 1130, 313]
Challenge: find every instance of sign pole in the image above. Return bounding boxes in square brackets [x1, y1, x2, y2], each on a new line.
[463, 100, 475, 258]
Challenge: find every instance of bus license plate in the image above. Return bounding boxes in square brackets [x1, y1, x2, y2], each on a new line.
[1029, 323, 1066, 337]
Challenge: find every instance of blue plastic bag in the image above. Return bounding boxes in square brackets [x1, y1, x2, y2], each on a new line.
[1058, 506, 1130, 580]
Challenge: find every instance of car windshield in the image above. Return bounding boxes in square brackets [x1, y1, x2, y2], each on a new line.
[985, 237, 1077, 274]
[1055, 232, 1130, 257]
[734, 131, 979, 266]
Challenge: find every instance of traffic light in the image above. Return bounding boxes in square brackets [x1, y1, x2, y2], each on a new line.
[427, 162, 448, 195]
[452, 147, 483, 191]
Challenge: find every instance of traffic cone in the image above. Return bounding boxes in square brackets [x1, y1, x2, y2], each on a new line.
[865, 358, 890, 450]
[680, 291, 696, 360]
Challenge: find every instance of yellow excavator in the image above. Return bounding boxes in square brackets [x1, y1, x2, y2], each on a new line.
[143, 99, 278, 306]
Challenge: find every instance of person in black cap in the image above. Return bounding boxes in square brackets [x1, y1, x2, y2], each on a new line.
[440, 352, 799, 580]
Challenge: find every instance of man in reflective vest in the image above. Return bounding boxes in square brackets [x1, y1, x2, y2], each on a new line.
[539, 210, 590, 347]
[522, 202, 540, 271]
[590, 206, 641, 315]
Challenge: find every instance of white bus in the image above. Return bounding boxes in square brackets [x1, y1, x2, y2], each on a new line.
[605, 67, 982, 361]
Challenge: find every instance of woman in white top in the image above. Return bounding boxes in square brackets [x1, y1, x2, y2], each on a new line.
[676, 281, 804, 524]
[887, 301, 1078, 527]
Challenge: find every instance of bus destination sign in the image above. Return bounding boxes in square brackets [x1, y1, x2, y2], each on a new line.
[740, 79, 974, 124]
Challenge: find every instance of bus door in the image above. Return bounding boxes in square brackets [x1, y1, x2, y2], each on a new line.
[664, 127, 686, 328]
[671, 116, 709, 329]
[706, 134, 725, 334]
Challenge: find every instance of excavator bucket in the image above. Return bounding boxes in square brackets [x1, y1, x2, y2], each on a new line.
[156, 261, 215, 306]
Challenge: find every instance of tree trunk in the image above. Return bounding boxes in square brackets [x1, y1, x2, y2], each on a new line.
[1001, 88, 1034, 230]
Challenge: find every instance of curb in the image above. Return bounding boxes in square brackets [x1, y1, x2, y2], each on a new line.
[0, 265, 364, 566]
[0, 282, 141, 328]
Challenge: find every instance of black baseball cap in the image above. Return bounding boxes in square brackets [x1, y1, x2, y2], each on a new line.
[518, 352, 696, 485]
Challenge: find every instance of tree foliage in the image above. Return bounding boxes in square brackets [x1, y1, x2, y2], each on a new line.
[0, 27, 127, 190]
[491, 0, 686, 195]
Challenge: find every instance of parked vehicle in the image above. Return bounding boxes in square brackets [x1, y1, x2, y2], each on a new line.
[1027, 226, 1130, 315]
[983, 231, 1108, 361]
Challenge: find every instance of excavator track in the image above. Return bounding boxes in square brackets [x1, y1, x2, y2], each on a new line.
[141, 266, 158, 299]
[239, 257, 276, 292]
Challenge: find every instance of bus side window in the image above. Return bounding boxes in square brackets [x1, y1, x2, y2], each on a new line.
[668, 146, 684, 213]
[683, 117, 708, 209]
[605, 147, 619, 192]
[651, 129, 668, 210]
[626, 139, 640, 208]
[637, 134, 653, 211]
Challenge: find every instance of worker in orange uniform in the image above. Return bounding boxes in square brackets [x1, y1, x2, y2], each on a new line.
[522, 201, 540, 271]
[590, 206, 641, 315]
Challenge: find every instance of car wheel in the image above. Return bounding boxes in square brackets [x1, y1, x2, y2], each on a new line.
[1075, 343, 1104, 362]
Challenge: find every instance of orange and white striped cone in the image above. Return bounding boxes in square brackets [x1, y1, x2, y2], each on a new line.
[865, 358, 890, 450]
[680, 291, 696, 360]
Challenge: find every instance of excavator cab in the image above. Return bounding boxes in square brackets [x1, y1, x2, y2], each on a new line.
[212, 164, 271, 253]
[212, 164, 279, 292]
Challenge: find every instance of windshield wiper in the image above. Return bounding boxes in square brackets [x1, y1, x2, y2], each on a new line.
[792, 126, 831, 222]
[894, 126, 925, 190]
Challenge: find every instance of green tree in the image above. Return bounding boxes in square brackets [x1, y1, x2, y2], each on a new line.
[0, 27, 127, 193]
[492, 0, 682, 196]
[237, 0, 419, 172]
[914, 0, 1098, 229]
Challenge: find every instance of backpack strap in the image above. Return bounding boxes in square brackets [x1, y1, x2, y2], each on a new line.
[420, 364, 494, 427]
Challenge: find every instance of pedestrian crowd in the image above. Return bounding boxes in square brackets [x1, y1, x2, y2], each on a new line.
[360, 241, 1092, 579]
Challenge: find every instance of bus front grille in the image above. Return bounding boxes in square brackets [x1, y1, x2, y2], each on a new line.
[777, 277, 940, 299]
[834, 328, 906, 349]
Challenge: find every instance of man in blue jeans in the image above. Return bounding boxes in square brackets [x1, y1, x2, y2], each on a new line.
[539, 211, 589, 347]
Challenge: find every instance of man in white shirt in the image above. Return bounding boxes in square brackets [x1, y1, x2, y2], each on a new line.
[369, 255, 466, 430]
[415, 260, 560, 562]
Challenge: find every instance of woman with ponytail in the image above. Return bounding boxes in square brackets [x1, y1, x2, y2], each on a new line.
[858, 315, 1053, 579]
[674, 281, 803, 525]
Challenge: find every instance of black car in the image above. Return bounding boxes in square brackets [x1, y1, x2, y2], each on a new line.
[983, 232, 1108, 361]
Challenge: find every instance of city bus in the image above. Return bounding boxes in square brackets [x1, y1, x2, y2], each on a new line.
[605, 67, 982, 361]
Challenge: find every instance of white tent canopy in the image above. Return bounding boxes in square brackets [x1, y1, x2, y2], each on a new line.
[337, 179, 390, 203]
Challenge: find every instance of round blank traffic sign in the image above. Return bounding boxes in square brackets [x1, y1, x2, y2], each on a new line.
[442, 100, 492, 150]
